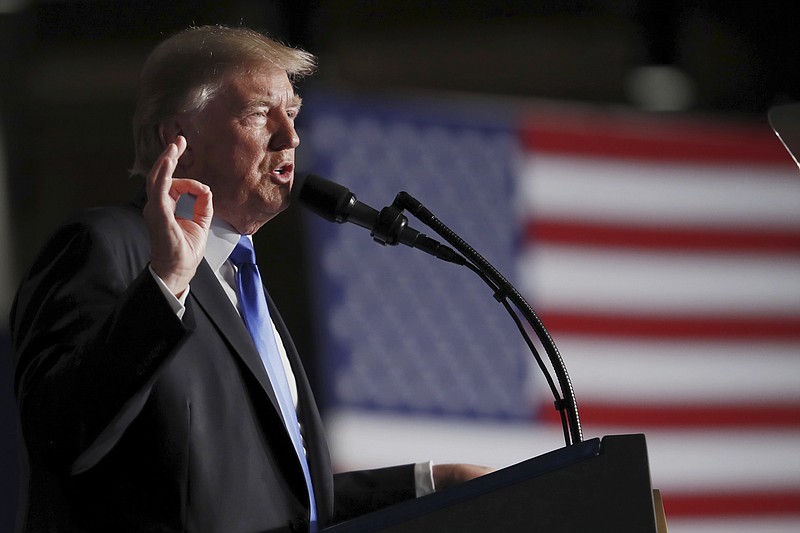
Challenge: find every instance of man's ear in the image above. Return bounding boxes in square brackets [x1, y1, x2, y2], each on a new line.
[158, 120, 193, 169]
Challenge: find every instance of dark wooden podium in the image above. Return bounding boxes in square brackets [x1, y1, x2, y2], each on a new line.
[323, 434, 663, 532]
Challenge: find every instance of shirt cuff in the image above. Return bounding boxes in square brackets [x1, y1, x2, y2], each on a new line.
[414, 461, 436, 497]
[149, 264, 188, 319]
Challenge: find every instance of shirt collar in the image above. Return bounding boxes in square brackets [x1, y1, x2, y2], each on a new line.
[176, 194, 242, 271]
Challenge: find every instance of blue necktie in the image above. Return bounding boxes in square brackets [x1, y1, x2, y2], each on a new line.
[229, 236, 317, 529]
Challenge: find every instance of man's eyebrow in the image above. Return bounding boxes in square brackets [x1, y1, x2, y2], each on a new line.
[245, 94, 303, 110]
[291, 94, 303, 109]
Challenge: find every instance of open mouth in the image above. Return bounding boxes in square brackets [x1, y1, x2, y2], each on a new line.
[271, 162, 294, 185]
[273, 162, 293, 176]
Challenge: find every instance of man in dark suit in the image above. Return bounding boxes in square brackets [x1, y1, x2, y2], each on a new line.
[10, 26, 487, 533]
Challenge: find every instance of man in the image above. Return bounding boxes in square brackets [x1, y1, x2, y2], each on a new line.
[10, 26, 486, 533]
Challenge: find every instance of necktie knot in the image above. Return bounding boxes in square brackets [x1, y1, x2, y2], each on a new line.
[229, 235, 257, 267]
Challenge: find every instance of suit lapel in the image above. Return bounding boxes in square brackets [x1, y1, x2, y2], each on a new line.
[189, 258, 332, 518]
[266, 291, 334, 518]
[188, 259, 284, 418]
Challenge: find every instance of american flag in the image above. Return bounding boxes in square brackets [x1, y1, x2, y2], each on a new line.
[301, 90, 800, 533]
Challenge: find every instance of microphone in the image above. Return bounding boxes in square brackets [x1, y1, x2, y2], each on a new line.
[292, 173, 465, 265]
[293, 174, 582, 444]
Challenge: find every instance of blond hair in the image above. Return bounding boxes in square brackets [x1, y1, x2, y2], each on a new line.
[131, 25, 316, 175]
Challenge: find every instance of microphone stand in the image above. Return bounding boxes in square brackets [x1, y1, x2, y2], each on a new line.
[374, 192, 583, 446]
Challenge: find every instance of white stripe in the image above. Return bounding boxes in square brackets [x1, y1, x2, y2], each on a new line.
[328, 410, 564, 470]
[642, 428, 800, 491]
[544, 337, 800, 404]
[326, 410, 800, 490]
[517, 155, 800, 227]
[519, 246, 800, 314]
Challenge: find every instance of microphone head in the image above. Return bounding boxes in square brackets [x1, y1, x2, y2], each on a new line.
[292, 173, 354, 223]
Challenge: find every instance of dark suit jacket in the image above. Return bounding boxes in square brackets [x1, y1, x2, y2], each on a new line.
[10, 199, 416, 533]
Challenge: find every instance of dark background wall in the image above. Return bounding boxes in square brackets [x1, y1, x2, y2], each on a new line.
[4, 1, 800, 275]
[1, 1, 799, 530]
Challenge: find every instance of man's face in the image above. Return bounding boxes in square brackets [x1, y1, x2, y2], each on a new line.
[181, 66, 302, 234]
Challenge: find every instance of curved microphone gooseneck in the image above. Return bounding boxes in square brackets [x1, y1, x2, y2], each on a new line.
[293, 173, 582, 446]
[394, 191, 582, 446]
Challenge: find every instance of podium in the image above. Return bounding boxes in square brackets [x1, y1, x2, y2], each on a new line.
[324, 434, 663, 532]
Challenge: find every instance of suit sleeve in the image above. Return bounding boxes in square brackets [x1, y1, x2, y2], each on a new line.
[10, 217, 187, 470]
[332, 465, 417, 523]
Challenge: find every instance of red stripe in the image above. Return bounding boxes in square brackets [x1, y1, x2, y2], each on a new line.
[519, 113, 793, 165]
[537, 402, 800, 428]
[526, 219, 800, 254]
[539, 311, 800, 340]
[661, 490, 800, 517]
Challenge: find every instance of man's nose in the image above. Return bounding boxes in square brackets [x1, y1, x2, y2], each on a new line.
[269, 113, 300, 150]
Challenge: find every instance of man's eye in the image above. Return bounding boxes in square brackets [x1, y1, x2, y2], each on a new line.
[243, 111, 268, 125]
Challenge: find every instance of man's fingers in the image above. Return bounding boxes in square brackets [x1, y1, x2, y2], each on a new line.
[174, 135, 187, 154]
[147, 136, 187, 199]
[147, 144, 175, 191]
[168, 177, 208, 197]
[192, 186, 214, 229]
[166, 178, 214, 227]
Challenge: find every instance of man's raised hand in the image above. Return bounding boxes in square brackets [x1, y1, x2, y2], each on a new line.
[143, 136, 213, 296]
